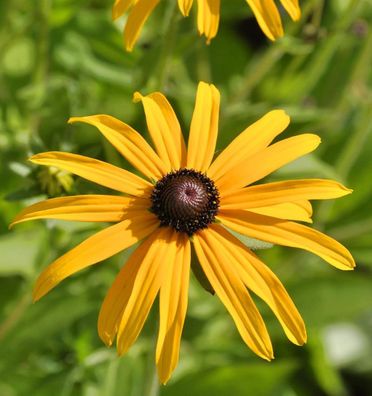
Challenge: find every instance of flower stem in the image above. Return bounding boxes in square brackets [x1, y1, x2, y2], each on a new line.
[147, 0, 179, 91]
[144, 318, 160, 396]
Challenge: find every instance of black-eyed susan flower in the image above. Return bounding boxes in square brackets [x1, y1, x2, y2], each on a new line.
[113, 0, 301, 51]
[12, 82, 354, 383]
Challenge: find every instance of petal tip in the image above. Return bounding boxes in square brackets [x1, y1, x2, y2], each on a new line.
[68, 117, 79, 124]
[32, 293, 41, 303]
[345, 187, 353, 194]
[112, 6, 123, 21]
[133, 92, 143, 103]
[99, 332, 113, 347]
[29, 153, 43, 163]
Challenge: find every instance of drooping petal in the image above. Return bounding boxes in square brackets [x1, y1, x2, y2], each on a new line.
[98, 229, 159, 346]
[280, 0, 301, 21]
[187, 82, 220, 172]
[33, 211, 159, 301]
[193, 229, 273, 360]
[245, 0, 283, 41]
[248, 201, 313, 223]
[218, 210, 355, 270]
[10, 195, 149, 227]
[205, 224, 307, 345]
[124, 0, 160, 51]
[220, 179, 352, 208]
[112, 0, 136, 20]
[216, 134, 321, 193]
[178, 0, 194, 16]
[156, 233, 190, 384]
[30, 152, 152, 197]
[133, 92, 187, 171]
[117, 227, 178, 355]
[208, 110, 290, 182]
[68, 115, 167, 180]
[196, 0, 220, 42]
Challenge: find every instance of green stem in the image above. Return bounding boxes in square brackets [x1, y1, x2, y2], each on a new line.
[0, 292, 31, 341]
[314, 27, 372, 228]
[147, 0, 179, 91]
[29, 0, 50, 138]
[144, 318, 160, 396]
[228, 0, 316, 106]
[329, 217, 372, 241]
[196, 36, 211, 82]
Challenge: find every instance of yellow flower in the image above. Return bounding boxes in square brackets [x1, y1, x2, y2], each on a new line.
[12, 82, 354, 384]
[113, 0, 301, 51]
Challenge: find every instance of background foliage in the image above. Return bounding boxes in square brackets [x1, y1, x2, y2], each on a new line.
[1, 0, 372, 395]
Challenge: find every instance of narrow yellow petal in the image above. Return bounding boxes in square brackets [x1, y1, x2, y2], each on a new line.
[208, 110, 290, 181]
[206, 224, 307, 345]
[280, 0, 301, 21]
[178, 0, 194, 16]
[117, 227, 178, 355]
[69, 115, 167, 180]
[196, 0, 220, 42]
[187, 82, 220, 172]
[124, 0, 160, 51]
[216, 134, 321, 193]
[220, 179, 353, 208]
[156, 234, 190, 384]
[112, 0, 136, 20]
[30, 152, 152, 197]
[249, 201, 313, 223]
[10, 195, 149, 227]
[218, 210, 355, 270]
[245, 0, 283, 41]
[133, 92, 187, 171]
[33, 211, 159, 301]
[98, 229, 159, 346]
[193, 230, 274, 360]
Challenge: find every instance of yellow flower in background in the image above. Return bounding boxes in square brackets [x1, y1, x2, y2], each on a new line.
[113, 0, 301, 51]
[12, 82, 354, 383]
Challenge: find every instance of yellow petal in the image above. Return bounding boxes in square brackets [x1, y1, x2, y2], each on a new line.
[193, 229, 274, 360]
[10, 195, 149, 227]
[69, 115, 167, 180]
[187, 82, 220, 172]
[245, 0, 283, 41]
[280, 0, 301, 21]
[216, 134, 321, 193]
[133, 92, 187, 171]
[98, 229, 159, 346]
[156, 233, 190, 384]
[124, 0, 160, 51]
[117, 227, 178, 355]
[220, 179, 352, 208]
[218, 210, 355, 270]
[112, 0, 136, 20]
[206, 224, 306, 345]
[249, 201, 313, 223]
[208, 110, 290, 181]
[33, 211, 159, 301]
[178, 0, 194, 16]
[30, 152, 152, 197]
[196, 0, 220, 42]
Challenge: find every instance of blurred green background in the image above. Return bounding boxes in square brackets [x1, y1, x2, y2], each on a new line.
[1, 0, 372, 395]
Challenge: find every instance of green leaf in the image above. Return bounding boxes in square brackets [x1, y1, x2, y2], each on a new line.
[0, 228, 46, 277]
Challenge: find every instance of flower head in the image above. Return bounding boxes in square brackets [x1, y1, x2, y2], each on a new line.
[12, 82, 354, 383]
[113, 0, 301, 51]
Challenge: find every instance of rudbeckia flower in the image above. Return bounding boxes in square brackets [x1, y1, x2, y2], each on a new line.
[113, 0, 301, 51]
[12, 82, 354, 383]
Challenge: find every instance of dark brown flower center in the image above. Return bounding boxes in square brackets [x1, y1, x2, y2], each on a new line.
[150, 169, 220, 236]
